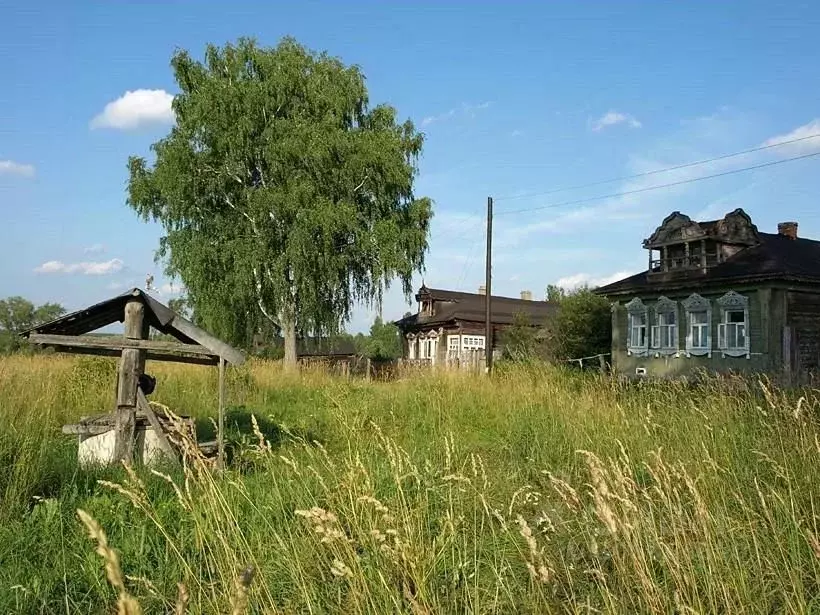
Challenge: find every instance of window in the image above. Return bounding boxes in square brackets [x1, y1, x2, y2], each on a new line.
[716, 291, 749, 358]
[462, 335, 485, 349]
[690, 311, 709, 348]
[625, 297, 649, 356]
[630, 312, 647, 348]
[651, 297, 678, 352]
[719, 310, 746, 350]
[683, 293, 711, 356]
[418, 337, 438, 363]
[447, 335, 460, 359]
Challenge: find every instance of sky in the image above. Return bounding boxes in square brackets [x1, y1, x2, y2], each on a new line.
[2, 1, 819, 332]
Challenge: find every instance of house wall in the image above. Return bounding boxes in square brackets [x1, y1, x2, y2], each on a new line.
[787, 290, 820, 373]
[610, 286, 786, 379]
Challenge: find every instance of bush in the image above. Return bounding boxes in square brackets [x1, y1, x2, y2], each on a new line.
[544, 286, 611, 362]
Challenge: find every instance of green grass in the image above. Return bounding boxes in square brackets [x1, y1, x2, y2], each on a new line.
[1, 354, 820, 613]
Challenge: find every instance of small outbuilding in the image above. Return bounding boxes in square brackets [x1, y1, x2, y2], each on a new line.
[21, 288, 245, 466]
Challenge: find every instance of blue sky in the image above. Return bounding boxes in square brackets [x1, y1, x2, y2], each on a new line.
[2, 1, 819, 332]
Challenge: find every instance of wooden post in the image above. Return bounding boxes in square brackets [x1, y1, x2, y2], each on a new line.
[366, 357, 372, 382]
[114, 298, 148, 464]
[217, 356, 226, 470]
[485, 196, 493, 373]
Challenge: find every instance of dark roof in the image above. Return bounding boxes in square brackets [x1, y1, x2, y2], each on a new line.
[21, 288, 245, 365]
[297, 337, 358, 357]
[395, 287, 556, 330]
[598, 232, 820, 296]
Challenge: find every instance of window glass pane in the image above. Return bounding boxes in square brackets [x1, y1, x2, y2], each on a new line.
[691, 311, 707, 325]
[728, 310, 745, 323]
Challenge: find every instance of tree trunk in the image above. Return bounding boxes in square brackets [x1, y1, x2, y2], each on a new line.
[282, 313, 298, 369]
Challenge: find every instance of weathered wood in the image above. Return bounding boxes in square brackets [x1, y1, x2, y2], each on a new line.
[136, 389, 179, 464]
[114, 299, 146, 464]
[42, 344, 219, 366]
[169, 314, 246, 366]
[366, 357, 372, 382]
[62, 423, 112, 436]
[217, 357, 226, 469]
[28, 333, 218, 358]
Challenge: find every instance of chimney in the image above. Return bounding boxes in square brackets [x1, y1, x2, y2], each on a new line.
[520, 290, 533, 301]
[778, 221, 798, 240]
[478, 285, 486, 296]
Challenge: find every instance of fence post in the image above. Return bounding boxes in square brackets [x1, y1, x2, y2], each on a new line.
[366, 357, 372, 382]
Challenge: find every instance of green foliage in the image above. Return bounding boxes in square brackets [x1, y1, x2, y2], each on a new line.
[166, 296, 191, 319]
[545, 284, 566, 303]
[500, 312, 543, 362]
[127, 37, 432, 357]
[545, 286, 611, 361]
[365, 316, 401, 360]
[0, 297, 65, 353]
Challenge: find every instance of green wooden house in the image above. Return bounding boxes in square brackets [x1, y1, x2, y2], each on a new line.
[596, 208, 820, 379]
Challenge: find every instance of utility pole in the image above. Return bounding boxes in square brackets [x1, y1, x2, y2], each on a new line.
[485, 196, 493, 373]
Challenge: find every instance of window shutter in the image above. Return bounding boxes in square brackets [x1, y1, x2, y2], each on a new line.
[651, 325, 660, 348]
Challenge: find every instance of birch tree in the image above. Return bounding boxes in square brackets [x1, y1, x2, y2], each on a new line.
[127, 37, 432, 365]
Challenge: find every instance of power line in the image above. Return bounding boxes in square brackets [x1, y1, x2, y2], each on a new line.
[495, 150, 820, 217]
[494, 133, 820, 203]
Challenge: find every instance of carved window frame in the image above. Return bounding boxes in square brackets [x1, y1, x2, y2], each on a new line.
[651, 296, 679, 355]
[625, 297, 649, 357]
[716, 290, 750, 358]
[682, 293, 712, 357]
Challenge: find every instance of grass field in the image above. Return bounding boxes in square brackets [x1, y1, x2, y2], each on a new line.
[1, 354, 820, 613]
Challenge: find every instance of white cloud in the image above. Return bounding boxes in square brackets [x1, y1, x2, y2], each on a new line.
[762, 119, 820, 155]
[0, 160, 35, 178]
[555, 271, 635, 290]
[591, 110, 642, 132]
[84, 243, 106, 254]
[90, 89, 175, 130]
[422, 101, 492, 127]
[156, 282, 185, 297]
[510, 129, 524, 137]
[35, 258, 124, 276]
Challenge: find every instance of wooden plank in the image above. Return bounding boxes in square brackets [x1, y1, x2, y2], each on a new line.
[28, 333, 217, 358]
[114, 299, 145, 464]
[62, 424, 112, 436]
[136, 389, 179, 465]
[44, 345, 219, 366]
[169, 314, 246, 366]
[217, 357, 226, 470]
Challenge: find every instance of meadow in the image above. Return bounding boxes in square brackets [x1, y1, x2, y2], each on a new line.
[1, 354, 820, 614]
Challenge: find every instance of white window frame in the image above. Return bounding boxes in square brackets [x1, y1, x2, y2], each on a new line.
[462, 335, 485, 350]
[716, 291, 750, 358]
[447, 335, 460, 361]
[625, 297, 649, 356]
[650, 296, 679, 355]
[682, 293, 712, 357]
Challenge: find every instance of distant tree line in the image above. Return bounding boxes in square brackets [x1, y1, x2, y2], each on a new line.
[252, 316, 402, 361]
[0, 296, 66, 353]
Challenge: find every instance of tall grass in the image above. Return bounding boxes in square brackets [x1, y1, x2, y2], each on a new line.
[1, 354, 820, 612]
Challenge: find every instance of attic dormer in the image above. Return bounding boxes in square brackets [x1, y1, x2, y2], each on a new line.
[644, 208, 761, 276]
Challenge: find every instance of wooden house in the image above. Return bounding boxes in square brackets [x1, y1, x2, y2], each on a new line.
[597, 209, 820, 379]
[394, 285, 556, 367]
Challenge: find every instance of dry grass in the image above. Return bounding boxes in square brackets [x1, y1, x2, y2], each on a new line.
[1, 355, 820, 613]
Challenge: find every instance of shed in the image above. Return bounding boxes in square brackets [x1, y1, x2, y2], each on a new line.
[21, 288, 245, 466]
